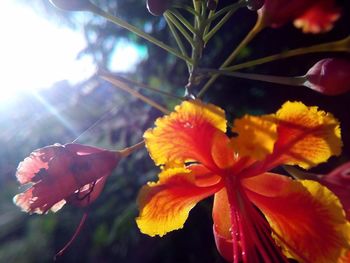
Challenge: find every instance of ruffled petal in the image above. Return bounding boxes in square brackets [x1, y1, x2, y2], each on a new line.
[144, 100, 226, 168]
[232, 114, 277, 160]
[136, 167, 222, 237]
[294, 0, 341, 34]
[16, 144, 64, 184]
[244, 173, 350, 263]
[273, 101, 342, 169]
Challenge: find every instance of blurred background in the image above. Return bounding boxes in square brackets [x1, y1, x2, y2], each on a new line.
[0, 0, 349, 262]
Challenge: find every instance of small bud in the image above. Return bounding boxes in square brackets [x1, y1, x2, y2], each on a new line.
[207, 0, 217, 11]
[147, 0, 171, 16]
[305, 58, 350, 96]
[245, 0, 264, 11]
[49, 0, 94, 12]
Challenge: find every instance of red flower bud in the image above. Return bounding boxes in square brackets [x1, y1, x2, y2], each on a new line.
[146, 0, 171, 16]
[49, 0, 94, 11]
[245, 0, 264, 11]
[305, 58, 350, 96]
[13, 143, 121, 214]
[207, 0, 217, 11]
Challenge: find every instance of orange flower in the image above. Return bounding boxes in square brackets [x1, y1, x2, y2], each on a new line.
[259, 0, 341, 33]
[136, 100, 350, 262]
[14, 143, 121, 214]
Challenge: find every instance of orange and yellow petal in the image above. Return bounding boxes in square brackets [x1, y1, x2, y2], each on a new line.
[213, 189, 231, 240]
[144, 100, 227, 167]
[338, 249, 350, 263]
[294, 0, 341, 34]
[273, 101, 342, 169]
[136, 167, 222, 237]
[211, 130, 235, 169]
[231, 114, 277, 160]
[244, 173, 350, 263]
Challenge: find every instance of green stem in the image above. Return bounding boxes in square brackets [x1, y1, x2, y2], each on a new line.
[164, 13, 191, 71]
[171, 5, 199, 17]
[193, 0, 202, 30]
[99, 73, 170, 114]
[165, 12, 195, 47]
[204, 3, 245, 44]
[283, 165, 319, 180]
[168, 9, 196, 34]
[119, 141, 145, 157]
[99, 70, 185, 100]
[200, 68, 307, 86]
[89, 4, 192, 64]
[224, 36, 350, 71]
[198, 14, 265, 97]
[205, 2, 242, 24]
[203, 8, 215, 37]
[201, 0, 207, 18]
[187, 1, 207, 90]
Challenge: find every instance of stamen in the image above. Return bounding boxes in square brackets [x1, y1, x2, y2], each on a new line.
[54, 212, 88, 261]
[225, 175, 290, 263]
[241, 189, 289, 263]
[224, 177, 241, 263]
[75, 181, 96, 201]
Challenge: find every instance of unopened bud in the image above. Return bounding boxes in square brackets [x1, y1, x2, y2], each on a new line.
[147, 0, 171, 16]
[245, 0, 264, 11]
[49, 0, 94, 11]
[207, 0, 217, 11]
[305, 58, 350, 96]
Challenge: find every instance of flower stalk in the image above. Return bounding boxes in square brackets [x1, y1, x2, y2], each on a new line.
[224, 36, 350, 72]
[99, 72, 170, 114]
[198, 13, 265, 97]
[88, 4, 192, 64]
[199, 68, 306, 87]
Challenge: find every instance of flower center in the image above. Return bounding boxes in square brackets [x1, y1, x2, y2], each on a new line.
[224, 176, 289, 263]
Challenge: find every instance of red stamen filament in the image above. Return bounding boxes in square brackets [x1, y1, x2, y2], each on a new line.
[225, 176, 289, 263]
[54, 212, 88, 261]
[245, 189, 311, 262]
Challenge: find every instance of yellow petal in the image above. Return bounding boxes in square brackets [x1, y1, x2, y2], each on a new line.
[144, 100, 226, 167]
[274, 101, 342, 169]
[231, 114, 277, 160]
[136, 167, 222, 237]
